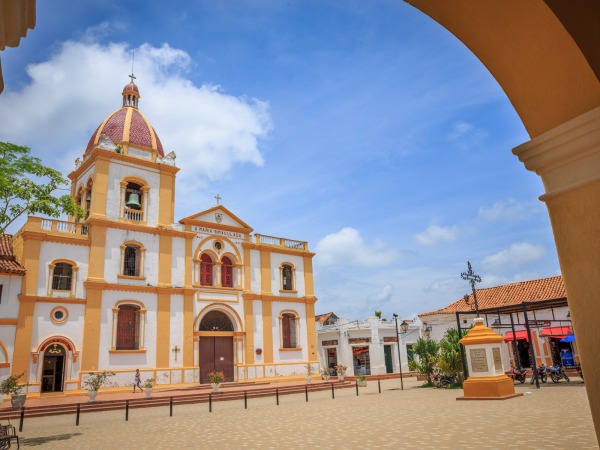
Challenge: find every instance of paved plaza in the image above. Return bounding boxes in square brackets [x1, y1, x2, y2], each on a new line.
[12, 378, 599, 449]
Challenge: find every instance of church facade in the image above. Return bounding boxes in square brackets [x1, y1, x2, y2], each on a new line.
[3, 79, 318, 396]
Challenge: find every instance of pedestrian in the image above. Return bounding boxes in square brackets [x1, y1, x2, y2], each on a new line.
[133, 368, 143, 393]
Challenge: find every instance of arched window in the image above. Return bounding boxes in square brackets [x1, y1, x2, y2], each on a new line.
[221, 256, 233, 288]
[123, 244, 141, 276]
[200, 254, 213, 286]
[200, 310, 234, 331]
[281, 264, 294, 291]
[52, 263, 73, 291]
[116, 304, 141, 350]
[123, 181, 145, 222]
[281, 313, 298, 348]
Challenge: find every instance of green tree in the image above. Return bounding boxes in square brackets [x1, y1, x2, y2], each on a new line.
[0, 142, 83, 234]
[438, 327, 464, 383]
[408, 337, 440, 385]
[374, 311, 382, 319]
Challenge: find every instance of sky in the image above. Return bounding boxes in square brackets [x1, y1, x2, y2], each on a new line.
[0, 0, 561, 320]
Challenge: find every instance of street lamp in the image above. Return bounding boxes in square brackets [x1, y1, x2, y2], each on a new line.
[393, 313, 404, 390]
[423, 325, 432, 339]
[400, 321, 409, 333]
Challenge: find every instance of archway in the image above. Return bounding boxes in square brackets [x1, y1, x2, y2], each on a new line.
[199, 310, 235, 384]
[404, 0, 600, 437]
[41, 343, 66, 393]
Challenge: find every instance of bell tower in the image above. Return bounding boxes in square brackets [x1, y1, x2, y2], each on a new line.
[68, 76, 178, 228]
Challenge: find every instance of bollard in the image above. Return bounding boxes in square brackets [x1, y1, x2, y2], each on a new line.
[305, 384, 308, 402]
[356, 381, 359, 396]
[378, 378, 381, 393]
[209, 393, 212, 413]
[244, 391, 247, 410]
[170, 396, 173, 417]
[276, 388, 279, 406]
[331, 382, 335, 399]
[76, 403, 81, 426]
[19, 406, 25, 432]
[126, 399, 129, 421]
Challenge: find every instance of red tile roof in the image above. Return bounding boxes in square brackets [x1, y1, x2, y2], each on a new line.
[315, 312, 337, 324]
[0, 234, 26, 275]
[419, 275, 565, 317]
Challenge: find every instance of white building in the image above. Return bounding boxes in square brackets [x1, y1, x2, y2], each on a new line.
[315, 312, 422, 376]
[2, 78, 319, 397]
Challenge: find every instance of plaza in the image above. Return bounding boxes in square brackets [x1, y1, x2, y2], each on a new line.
[12, 377, 599, 449]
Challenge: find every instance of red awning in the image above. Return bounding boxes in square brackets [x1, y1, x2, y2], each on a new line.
[503, 330, 529, 342]
[540, 326, 572, 338]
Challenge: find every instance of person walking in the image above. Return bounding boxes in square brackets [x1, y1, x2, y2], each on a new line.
[133, 368, 143, 393]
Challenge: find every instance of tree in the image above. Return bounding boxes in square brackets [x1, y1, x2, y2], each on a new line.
[374, 311, 382, 319]
[438, 327, 464, 383]
[0, 142, 83, 234]
[408, 337, 439, 385]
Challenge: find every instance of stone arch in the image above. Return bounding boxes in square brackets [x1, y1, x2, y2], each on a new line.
[194, 303, 243, 333]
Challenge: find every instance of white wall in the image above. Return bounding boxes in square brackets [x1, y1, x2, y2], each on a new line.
[250, 250, 260, 293]
[171, 237, 185, 288]
[269, 253, 305, 296]
[0, 274, 22, 317]
[169, 294, 184, 367]
[104, 228, 160, 285]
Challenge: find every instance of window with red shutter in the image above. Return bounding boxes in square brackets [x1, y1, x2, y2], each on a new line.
[116, 305, 140, 350]
[221, 256, 233, 287]
[200, 254, 213, 286]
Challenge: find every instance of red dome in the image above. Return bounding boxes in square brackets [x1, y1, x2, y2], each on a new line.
[85, 107, 165, 156]
[123, 82, 139, 94]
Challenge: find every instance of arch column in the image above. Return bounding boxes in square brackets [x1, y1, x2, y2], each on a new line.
[514, 105, 600, 437]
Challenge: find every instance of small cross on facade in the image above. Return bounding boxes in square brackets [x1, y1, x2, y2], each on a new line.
[461, 261, 482, 317]
[172, 345, 180, 362]
[214, 194, 222, 205]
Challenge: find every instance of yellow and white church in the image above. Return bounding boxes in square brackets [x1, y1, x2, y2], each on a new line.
[2, 78, 318, 396]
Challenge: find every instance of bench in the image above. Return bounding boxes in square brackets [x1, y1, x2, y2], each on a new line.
[0, 424, 19, 449]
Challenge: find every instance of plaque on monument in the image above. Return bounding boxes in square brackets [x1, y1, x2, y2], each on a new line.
[492, 348, 503, 372]
[470, 348, 489, 373]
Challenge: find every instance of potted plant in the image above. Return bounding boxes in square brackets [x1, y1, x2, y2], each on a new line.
[306, 363, 313, 384]
[142, 378, 155, 398]
[357, 374, 368, 387]
[0, 373, 27, 408]
[208, 371, 224, 393]
[335, 364, 347, 382]
[82, 371, 115, 403]
[321, 367, 332, 382]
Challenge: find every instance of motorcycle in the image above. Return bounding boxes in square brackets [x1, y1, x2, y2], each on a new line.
[530, 364, 548, 384]
[548, 364, 570, 383]
[509, 367, 527, 384]
[433, 370, 454, 388]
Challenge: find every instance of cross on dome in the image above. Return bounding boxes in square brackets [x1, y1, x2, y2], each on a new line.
[122, 75, 140, 108]
[129, 72, 136, 83]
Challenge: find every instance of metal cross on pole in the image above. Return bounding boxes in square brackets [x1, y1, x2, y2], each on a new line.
[214, 194, 222, 205]
[461, 261, 482, 317]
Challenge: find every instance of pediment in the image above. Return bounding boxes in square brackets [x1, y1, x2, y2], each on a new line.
[179, 205, 253, 233]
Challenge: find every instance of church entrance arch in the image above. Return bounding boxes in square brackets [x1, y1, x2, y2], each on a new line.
[199, 310, 235, 384]
[41, 344, 66, 393]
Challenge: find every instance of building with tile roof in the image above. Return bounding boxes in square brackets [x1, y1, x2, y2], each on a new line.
[418, 275, 576, 372]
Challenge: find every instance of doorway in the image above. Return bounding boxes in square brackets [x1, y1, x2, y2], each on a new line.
[353, 345, 371, 375]
[199, 336, 234, 383]
[199, 310, 235, 384]
[41, 344, 66, 393]
[516, 339, 531, 368]
[384, 345, 394, 373]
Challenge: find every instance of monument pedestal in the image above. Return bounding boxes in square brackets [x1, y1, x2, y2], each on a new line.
[457, 318, 522, 401]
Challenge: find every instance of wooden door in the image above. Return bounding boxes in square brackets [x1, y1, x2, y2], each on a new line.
[200, 336, 234, 383]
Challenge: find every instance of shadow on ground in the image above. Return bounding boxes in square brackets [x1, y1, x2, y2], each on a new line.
[21, 433, 83, 446]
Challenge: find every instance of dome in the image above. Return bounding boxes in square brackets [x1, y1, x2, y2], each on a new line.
[85, 77, 164, 157]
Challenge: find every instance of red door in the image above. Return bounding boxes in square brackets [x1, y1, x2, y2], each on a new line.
[200, 336, 234, 383]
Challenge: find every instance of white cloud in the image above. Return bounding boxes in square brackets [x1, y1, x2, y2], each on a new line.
[481, 242, 546, 272]
[413, 225, 459, 246]
[367, 284, 394, 305]
[447, 120, 486, 149]
[314, 227, 399, 268]
[0, 33, 272, 189]
[478, 199, 532, 221]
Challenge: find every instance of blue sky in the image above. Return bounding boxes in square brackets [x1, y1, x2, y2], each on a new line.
[0, 0, 560, 320]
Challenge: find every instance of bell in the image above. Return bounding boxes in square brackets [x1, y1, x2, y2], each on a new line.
[126, 192, 142, 210]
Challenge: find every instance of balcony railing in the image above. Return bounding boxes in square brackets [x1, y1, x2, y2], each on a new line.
[32, 217, 89, 236]
[254, 234, 308, 251]
[123, 208, 144, 222]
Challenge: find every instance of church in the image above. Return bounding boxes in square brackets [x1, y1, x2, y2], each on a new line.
[2, 78, 318, 396]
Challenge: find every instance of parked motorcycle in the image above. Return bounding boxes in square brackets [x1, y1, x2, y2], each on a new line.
[548, 364, 570, 383]
[530, 364, 548, 384]
[510, 367, 527, 384]
[433, 371, 454, 388]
